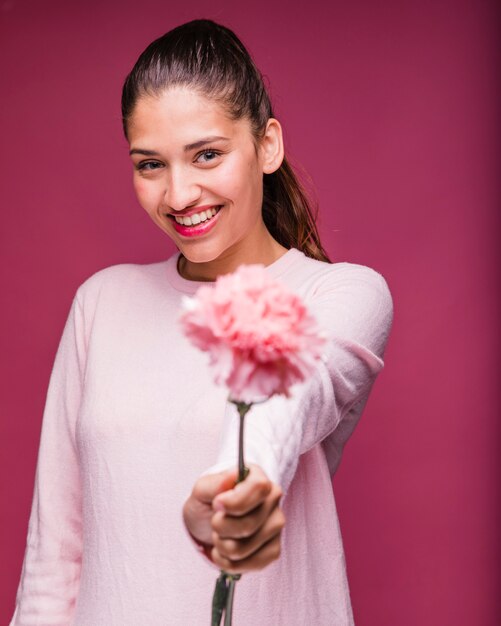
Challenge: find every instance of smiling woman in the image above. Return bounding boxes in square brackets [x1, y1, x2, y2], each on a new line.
[126, 86, 286, 279]
[8, 18, 393, 626]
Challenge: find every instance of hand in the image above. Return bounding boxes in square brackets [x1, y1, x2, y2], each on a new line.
[182, 463, 286, 574]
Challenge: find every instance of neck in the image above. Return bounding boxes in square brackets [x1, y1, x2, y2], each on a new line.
[178, 232, 288, 282]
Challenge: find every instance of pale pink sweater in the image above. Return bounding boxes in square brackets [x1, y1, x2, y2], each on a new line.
[9, 248, 393, 626]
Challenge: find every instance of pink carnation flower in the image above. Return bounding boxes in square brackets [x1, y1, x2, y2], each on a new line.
[180, 264, 326, 404]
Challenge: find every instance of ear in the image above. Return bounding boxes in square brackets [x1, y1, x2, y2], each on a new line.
[260, 118, 284, 174]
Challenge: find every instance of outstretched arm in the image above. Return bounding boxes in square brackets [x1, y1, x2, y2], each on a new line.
[183, 264, 393, 570]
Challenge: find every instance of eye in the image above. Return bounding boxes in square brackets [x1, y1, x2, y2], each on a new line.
[136, 161, 163, 172]
[195, 149, 222, 164]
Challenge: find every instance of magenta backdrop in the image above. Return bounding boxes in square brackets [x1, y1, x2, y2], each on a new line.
[1, 1, 499, 624]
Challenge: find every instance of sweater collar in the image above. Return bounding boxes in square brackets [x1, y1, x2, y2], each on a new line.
[165, 248, 303, 294]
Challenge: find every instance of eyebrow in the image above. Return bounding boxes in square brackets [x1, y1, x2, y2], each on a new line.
[129, 135, 230, 156]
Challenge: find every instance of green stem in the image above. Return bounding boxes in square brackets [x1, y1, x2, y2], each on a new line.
[211, 399, 252, 625]
[223, 573, 241, 626]
[232, 400, 252, 483]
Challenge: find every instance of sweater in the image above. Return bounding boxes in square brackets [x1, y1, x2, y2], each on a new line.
[9, 247, 393, 626]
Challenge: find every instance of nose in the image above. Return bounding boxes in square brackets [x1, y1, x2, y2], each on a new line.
[164, 165, 202, 212]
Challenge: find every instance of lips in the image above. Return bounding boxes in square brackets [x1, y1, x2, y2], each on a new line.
[170, 205, 223, 238]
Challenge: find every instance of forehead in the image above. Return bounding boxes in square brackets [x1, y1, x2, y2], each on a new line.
[127, 86, 250, 146]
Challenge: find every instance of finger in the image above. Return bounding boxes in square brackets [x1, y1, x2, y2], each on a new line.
[212, 483, 283, 539]
[216, 470, 239, 494]
[213, 469, 275, 516]
[211, 532, 283, 575]
[192, 468, 238, 504]
[212, 507, 286, 562]
[211, 503, 268, 540]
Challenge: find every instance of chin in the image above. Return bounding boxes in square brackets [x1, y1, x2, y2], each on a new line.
[177, 243, 225, 265]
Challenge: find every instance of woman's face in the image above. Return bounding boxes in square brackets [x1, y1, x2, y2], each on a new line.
[127, 86, 283, 278]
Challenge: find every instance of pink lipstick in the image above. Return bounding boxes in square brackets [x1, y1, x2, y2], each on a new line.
[170, 206, 222, 238]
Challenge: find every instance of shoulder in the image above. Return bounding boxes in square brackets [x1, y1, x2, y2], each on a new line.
[287, 250, 393, 315]
[73, 259, 170, 311]
[321, 260, 392, 313]
[286, 252, 394, 350]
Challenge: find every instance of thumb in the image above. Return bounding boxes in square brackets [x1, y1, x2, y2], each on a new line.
[193, 467, 238, 504]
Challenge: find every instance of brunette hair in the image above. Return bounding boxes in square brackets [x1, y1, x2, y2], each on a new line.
[121, 19, 330, 262]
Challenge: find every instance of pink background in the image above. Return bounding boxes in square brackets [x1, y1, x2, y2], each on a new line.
[1, 1, 499, 624]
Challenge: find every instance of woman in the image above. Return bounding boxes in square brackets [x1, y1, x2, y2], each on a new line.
[9, 19, 393, 626]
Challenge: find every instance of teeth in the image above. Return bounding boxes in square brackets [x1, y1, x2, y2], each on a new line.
[174, 206, 220, 226]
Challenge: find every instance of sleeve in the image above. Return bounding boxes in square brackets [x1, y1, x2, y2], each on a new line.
[9, 291, 86, 626]
[202, 265, 394, 496]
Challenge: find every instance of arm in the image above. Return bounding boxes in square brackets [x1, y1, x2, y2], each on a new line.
[9, 292, 86, 626]
[183, 264, 393, 571]
[204, 265, 394, 495]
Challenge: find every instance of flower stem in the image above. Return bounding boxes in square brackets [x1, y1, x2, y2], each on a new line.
[223, 573, 240, 626]
[233, 401, 252, 483]
[210, 400, 252, 625]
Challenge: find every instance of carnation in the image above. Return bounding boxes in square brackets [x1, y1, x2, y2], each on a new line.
[180, 264, 326, 404]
